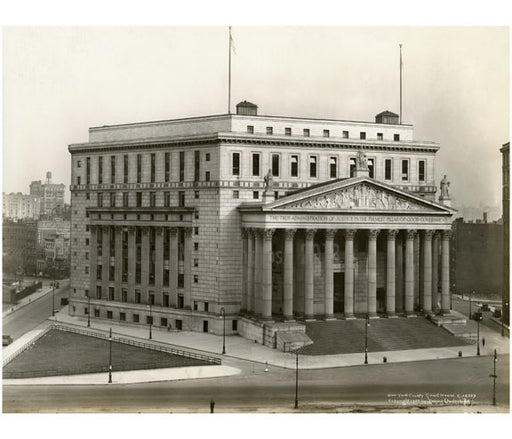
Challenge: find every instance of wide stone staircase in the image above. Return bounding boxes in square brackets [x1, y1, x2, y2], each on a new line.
[300, 316, 472, 356]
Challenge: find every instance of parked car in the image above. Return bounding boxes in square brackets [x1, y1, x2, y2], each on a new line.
[481, 303, 490, 311]
[60, 297, 69, 305]
[3, 335, 13, 346]
[493, 309, 502, 318]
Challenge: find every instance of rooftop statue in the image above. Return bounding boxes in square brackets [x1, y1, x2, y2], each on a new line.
[356, 151, 368, 170]
[440, 175, 450, 199]
[264, 169, 273, 192]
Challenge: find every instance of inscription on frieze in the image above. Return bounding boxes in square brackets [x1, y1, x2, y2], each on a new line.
[267, 214, 451, 224]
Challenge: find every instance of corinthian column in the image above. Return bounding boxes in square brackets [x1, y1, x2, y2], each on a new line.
[261, 229, 275, 320]
[283, 229, 296, 321]
[422, 230, 434, 315]
[246, 229, 254, 314]
[304, 229, 316, 320]
[324, 229, 336, 319]
[344, 229, 356, 318]
[368, 229, 379, 317]
[386, 229, 398, 317]
[405, 229, 416, 315]
[441, 230, 452, 315]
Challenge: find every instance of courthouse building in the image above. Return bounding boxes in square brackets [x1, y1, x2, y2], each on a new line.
[68, 101, 455, 346]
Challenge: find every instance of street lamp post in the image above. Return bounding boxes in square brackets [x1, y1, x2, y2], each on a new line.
[108, 327, 112, 384]
[490, 349, 498, 406]
[364, 314, 370, 364]
[294, 349, 299, 409]
[473, 310, 483, 356]
[220, 307, 226, 354]
[149, 302, 152, 340]
[87, 294, 91, 327]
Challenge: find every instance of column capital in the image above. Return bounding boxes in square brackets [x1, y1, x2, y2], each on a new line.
[114, 225, 123, 233]
[155, 226, 164, 236]
[169, 227, 178, 236]
[324, 229, 336, 240]
[368, 229, 380, 241]
[423, 229, 435, 240]
[344, 229, 356, 240]
[285, 228, 297, 240]
[442, 230, 452, 240]
[242, 228, 250, 239]
[90, 224, 98, 232]
[262, 228, 275, 241]
[406, 229, 417, 240]
[184, 227, 193, 237]
[141, 226, 150, 234]
[305, 229, 317, 241]
[127, 225, 136, 234]
[387, 229, 399, 240]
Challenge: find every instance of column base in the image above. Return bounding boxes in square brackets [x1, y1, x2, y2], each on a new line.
[368, 315, 380, 320]
[283, 316, 295, 322]
[440, 309, 451, 316]
[305, 315, 315, 322]
[423, 310, 434, 317]
[324, 314, 336, 321]
[405, 312, 418, 318]
[343, 314, 356, 320]
[386, 313, 399, 318]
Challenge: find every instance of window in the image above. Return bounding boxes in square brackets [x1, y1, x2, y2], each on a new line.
[253, 191, 259, 199]
[164, 192, 171, 207]
[285, 127, 292, 136]
[194, 242, 199, 251]
[368, 158, 375, 179]
[120, 312, 126, 321]
[177, 294, 184, 309]
[98, 156, 103, 184]
[330, 157, 337, 178]
[323, 129, 330, 138]
[96, 286, 102, 299]
[85, 252, 89, 260]
[205, 171, 210, 181]
[150, 153, 156, 183]
[194, 226, 199, 235]
[107, 311, 113, 319]
[176, 319, 182, 330]
[418, 160, 426, 182]
[349, 158, 356, 177]
[194, 258, 199, 267]
[194, 150, 200, 181]
[77, 176, 81, 185]
[110, 192, 116, 207]
[206, 153, 210, 162]
[232, 152, 240, 176]
[135, 290, 141, 304]
[165, 152, 170, 182]
[377, 133, 383, 141]
[137, 154, 142, 183]
[122, 289, 127, 302]
[394, 134, 400, 141]
[179, 151, 185, 181]
[204, 302, 209, 312]
[290, 155, 299, 177]
[77, 160, 81, 168]
[97, 192, 103, 207]
[401, 160, 409, 181]
[86, 238, 89, 246]
[86, 157, 91, 184]
[247, 125, 254, 134]
[194, 301, 198, 311]
[266, 126, 273, 135]
[133, 314, 139, 323]
[111, 156, 116, 182]
[94, 309, 100, 318]
[342, 131, 349, 139]
[136, 192, 142, 207]
[160, 318, 168, 327]
[194, 191, 199, 199]
[232, 320, 238, 331]
[309, 156, 317, 178]
[123, 192, 129, 207]
[194, 275, 198, 283]
[252, 153, 260, 176]
[124, 155, 129, 183]
[150, 192, 156, 207]
[149, 292, 155, 305]
[86, 192, 90, 200]
[303, 128, 310, 137]
[272, 154, 280, 177]
[233, 190, 239, 199]
[179, 191, 185, 207]
[385, 159, 392, 181]
[360, 132, 366, 140]
[85, 266, 89, 274]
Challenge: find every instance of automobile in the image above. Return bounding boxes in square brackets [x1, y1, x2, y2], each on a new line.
[60, 297, 69, 305]
[493, 309, 502, 318]
[3, 335, 13, 346]
[472, 311, 483, 321]
[481, 304, 490, 311]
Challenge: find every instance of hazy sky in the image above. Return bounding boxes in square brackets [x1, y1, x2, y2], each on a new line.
[2, 26, 509, 212]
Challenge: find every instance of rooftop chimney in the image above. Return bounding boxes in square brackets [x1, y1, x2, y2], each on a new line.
[236, 101, 258, 116]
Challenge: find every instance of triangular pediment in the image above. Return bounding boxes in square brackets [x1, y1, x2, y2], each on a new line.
[266, 177, 453, 214]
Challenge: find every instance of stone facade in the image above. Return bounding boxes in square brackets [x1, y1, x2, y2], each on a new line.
[68, 104, 453, 339]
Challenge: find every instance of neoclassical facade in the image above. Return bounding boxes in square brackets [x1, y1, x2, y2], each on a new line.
[68, 102, 454, 344]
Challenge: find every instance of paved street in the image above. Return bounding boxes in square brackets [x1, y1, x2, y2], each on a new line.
[451, 296, 509, 335]
[2, 284, 70, 342]
[3, 355, 508, 412]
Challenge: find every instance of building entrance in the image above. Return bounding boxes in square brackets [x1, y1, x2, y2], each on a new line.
[333, 272, 345, 313]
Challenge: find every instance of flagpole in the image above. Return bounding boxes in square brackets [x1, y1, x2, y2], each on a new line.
[399, 43, 402, 125]
[228, 26, 232, 115]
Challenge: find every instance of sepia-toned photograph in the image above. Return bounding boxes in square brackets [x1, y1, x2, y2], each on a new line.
[1, 3, 510, 432]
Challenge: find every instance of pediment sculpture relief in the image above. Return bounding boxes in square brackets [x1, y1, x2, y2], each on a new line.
[287, 184, 429, 211]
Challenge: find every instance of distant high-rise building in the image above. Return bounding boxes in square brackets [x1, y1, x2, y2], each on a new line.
[29, 171, 65, 217]
[2, 192, 40, 220]
[2, 219, 38, 275]
[501, 141, 509, 326]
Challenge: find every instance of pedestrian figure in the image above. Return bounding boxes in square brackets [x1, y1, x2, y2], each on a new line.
[482, 337, 485, 347]
[210, 399, 215, 413]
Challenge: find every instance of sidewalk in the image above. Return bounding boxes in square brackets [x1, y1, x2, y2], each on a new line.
[2, 279, 70, 318]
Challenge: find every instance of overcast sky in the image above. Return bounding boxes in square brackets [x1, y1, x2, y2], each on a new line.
[2, 26, 509, 213]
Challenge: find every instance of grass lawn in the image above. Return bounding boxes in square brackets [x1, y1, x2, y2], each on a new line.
[3, 329, 209, 378]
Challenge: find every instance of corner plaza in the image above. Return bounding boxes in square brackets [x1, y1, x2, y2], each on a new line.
[238, 175, 454, 324]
